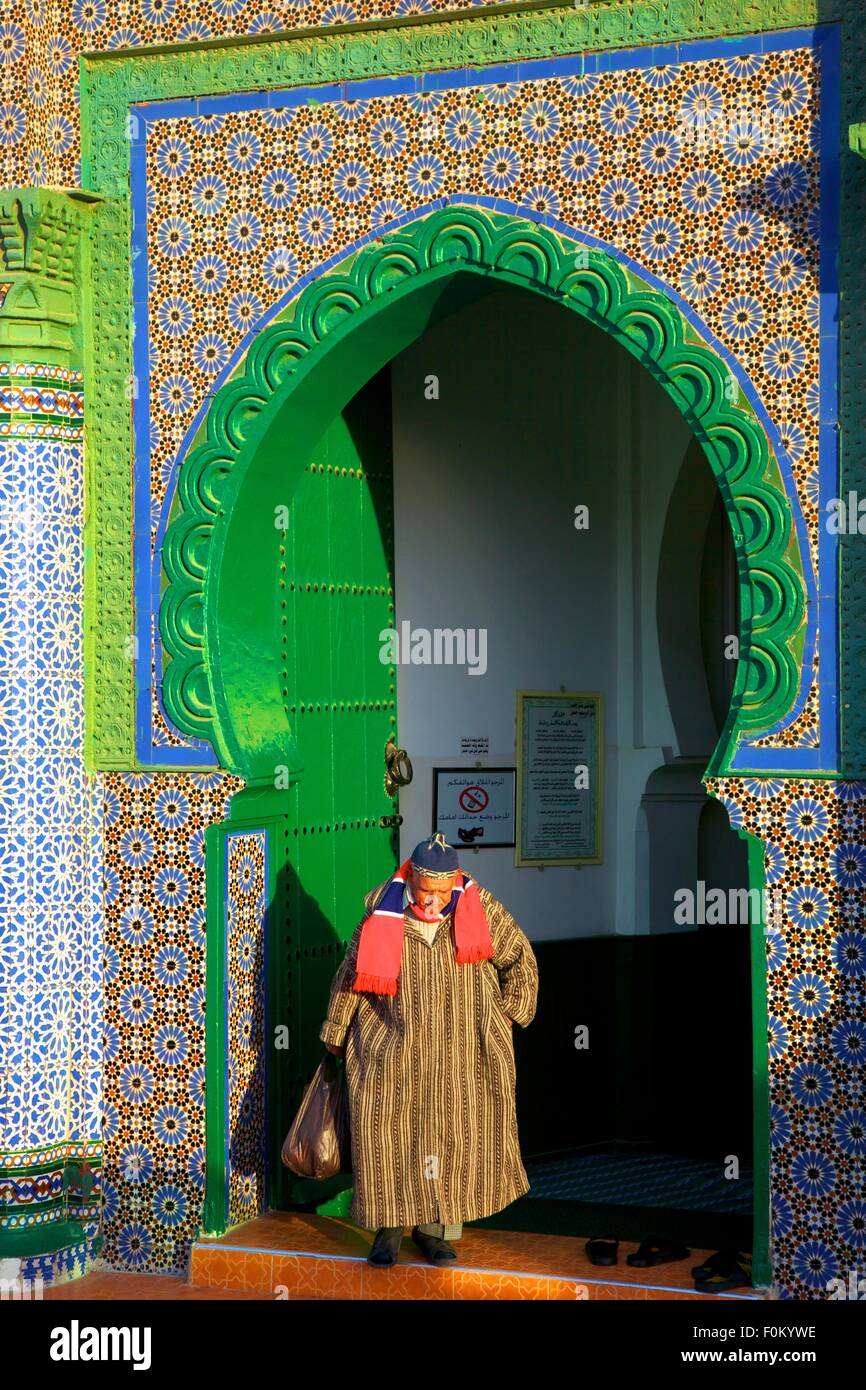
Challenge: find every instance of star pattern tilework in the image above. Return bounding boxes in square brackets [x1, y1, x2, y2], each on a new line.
[0, 432, 102, 1263]
[0, 0, 508, 189]
[225, 830, 268, 1229]
[100, 768, 242, 1272]
[706, 775, 866, 1300]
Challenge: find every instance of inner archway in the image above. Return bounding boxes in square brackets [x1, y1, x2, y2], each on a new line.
[388, 279, 756, 1256]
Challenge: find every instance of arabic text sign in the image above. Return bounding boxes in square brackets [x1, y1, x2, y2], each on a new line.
[433, 769, 516, 848]
[516, 692, 603, 866]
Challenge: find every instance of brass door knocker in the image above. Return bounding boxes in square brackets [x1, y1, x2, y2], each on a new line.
[384, 735, 413, 797]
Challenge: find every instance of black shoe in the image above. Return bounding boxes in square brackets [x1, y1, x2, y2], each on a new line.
[411, 1226, 459, 1266]
[367, 1226, 404, 1267]
[585, 1235, 619, 1266]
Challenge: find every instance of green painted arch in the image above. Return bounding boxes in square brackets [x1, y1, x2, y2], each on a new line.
[160, 206, 807, 785]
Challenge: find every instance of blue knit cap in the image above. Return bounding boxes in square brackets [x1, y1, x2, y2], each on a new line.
[410, 832, 459, 877]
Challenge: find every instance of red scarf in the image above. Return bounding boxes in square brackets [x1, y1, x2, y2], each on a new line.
[353, 858, 494, 995]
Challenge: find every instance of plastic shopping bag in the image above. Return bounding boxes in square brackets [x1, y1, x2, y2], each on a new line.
[280, 1052, 351, 1179]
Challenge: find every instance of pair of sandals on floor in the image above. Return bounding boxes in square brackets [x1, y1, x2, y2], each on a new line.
[586, 1235, 752, 1292]
[368, 1225, 457, 1267]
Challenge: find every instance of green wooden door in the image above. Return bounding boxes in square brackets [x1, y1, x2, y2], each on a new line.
[272, 367, 399, 1210]
[203, 368, 399, 1229]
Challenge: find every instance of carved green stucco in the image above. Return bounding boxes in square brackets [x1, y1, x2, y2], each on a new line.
[159, 206, 806, 784]
[0, 189, 94, 367]
[79, 0, 836, 773]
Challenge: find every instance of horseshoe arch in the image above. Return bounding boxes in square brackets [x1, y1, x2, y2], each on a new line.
[159, 206, 807, 784]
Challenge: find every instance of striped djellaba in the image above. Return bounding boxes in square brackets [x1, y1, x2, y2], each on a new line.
[319, 879, 539, 1230]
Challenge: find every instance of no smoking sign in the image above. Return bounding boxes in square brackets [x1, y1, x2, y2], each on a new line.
[459, 785, 489, 815]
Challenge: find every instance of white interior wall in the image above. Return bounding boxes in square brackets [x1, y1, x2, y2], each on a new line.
[391, 284, 701, 941]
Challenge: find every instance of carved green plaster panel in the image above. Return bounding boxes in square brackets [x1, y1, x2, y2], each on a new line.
[0, 190, 93, 367]
[159, 208, 806, 783]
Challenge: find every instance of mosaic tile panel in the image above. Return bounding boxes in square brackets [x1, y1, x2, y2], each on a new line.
[707, 775, 866, 1299]
[18, 1234, 96, 1285]
[100, 768, 242, 1271]
[0, 363, 83, 440]
[0, 0, 538, 193]
[0, 431, 103, 1250]
[137, 36, 829, 759]
[225, 828, 268, 1229]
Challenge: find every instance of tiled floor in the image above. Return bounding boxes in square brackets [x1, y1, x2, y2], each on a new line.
[43, 1272, 275, 1300]
[37, 1216, 762, 1301]
[189, 1213, 763, 1301]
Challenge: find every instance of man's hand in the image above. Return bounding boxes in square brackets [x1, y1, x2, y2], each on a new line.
[325, 1042, 345, 1058]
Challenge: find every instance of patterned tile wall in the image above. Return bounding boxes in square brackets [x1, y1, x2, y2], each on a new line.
[707, 777, 866, 1298]
[100, 769, 241, 1270]
[0, 0, 504, 190]
[0, 422, 103, 1270]
[225, 829, 268, 1229]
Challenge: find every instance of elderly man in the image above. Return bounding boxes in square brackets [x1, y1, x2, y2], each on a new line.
[319, 832, 538, 1267]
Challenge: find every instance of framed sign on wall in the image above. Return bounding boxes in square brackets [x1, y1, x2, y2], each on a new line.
[515, 691, 603, 867]
[433, 768, 516, 849]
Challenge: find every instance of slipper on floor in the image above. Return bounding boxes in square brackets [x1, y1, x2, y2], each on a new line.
[585, 1235, 619, 1266]
[694, 1251, 752, 1293]
[692, 1249, 738, 1280]
[626, 1236, 691, 1268]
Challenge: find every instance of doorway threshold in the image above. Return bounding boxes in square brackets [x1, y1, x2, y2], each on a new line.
[190, 1212, 763, 1301]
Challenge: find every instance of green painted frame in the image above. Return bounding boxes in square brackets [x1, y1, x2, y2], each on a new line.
[77, 0, 836, 773]
[744, 824, 772, 1288]
[159, 206, 806, 785]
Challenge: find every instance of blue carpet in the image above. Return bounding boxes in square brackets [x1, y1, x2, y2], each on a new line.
[523, 1152, 753, 1215]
